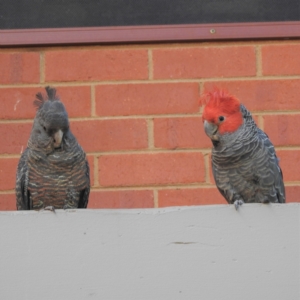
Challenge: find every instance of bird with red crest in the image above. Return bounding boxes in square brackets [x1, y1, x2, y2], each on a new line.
[201, 88, 285, 209]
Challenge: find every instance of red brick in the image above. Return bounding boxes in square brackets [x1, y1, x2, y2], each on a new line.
[0, 86, 91, 120]
[88, 190, 154, 208]
[0, 158, 19, 190]
[0, 52, 39, 84]
[0, 123, 32, 154]
[0, 88, 36, 119]
[263, 115, 300, 146]
[262, 44, 300, 76]
[95, 83, 199, 116]
[153, 46, 256, 79]
[154, 117, 212, 149]
[276, 150, 300, 182]
[86, 155, 94, 187]
[55, 86, 91, 118]
[98, 153, 205, 187]
[45, 49, 148, 82]
[0, 194, 16, 210]
[204, 80, 300, 111]
[285, 186, 300, 203]
[71, 119, 148, 152]
[158, 188, 227, 207]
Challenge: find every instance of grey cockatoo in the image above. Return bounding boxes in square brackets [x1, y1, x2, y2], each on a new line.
[202, 89, 285, 209]
[16, 86, 90, 210]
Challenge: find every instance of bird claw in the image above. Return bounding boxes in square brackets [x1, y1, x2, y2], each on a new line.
[44, 206, 56, 213]
[234, 200, 244, 210]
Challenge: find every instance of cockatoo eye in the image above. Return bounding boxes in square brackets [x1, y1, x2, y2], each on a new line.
[218, 116, 225, 122]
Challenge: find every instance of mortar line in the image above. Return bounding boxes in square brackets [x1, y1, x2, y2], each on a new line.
[252, 111, 300, 116]
[255, 45, 263, 77]
[2, 74, 300, 88]
[197, 82, 203, 114]
[198, 81, 205, 114]
[0, 113, 204, 124]
[2, 110, 300, 124]
[153, 189, 159, 208]
[93, 155, 99, 187]
[258, 115, 264, 130]
[199, 81, 205, 95]
[275, 146, 300, 151]
[90, 84, 96, 117]
[88, 183, 219, 192]
[83, 113, 195, 120]
[148, 49, 153, 80]
[1, 146, 299, 159]
[0, 149, 213, 159]
[204, 153, 211, 184]
[0, 190, 15, 194]
[147, 118, 155, 149]
[285, 182, 300, 186]
[0, 154, 21, 158]
[39, 51, 45, 83]
[84, 148, 211, 155]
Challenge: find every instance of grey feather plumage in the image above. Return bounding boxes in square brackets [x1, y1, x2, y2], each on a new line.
[16, 87, 90, 210]
[211, 105, 285, 204]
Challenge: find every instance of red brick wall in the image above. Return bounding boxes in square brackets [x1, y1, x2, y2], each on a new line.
[0, 40, 299, 210]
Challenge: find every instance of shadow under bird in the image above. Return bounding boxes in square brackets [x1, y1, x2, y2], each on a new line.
[16, 87, 90, 210]
[201, 89, 285, 209]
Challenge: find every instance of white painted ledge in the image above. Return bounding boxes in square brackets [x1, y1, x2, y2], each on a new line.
[0, 204, 299, 300]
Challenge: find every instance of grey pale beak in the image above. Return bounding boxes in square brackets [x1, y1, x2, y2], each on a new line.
[53, 129, 63, 148]
[204, 120, 219, 141]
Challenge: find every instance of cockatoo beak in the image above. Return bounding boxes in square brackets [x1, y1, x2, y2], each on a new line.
[53, 129, 63, 148]
[204, 120, 219, 141]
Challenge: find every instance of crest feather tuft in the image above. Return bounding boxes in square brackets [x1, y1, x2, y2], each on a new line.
[33, 86, 59, 109]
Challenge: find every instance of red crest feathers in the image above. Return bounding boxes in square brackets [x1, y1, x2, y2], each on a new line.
[201, 88, 243, 134]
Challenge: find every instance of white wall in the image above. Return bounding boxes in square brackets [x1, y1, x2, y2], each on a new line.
[0, 204, 299, 300]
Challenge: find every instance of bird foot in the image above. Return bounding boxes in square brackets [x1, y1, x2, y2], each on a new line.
[44, 206, 56, 213]
[234, 200, 244, 210]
